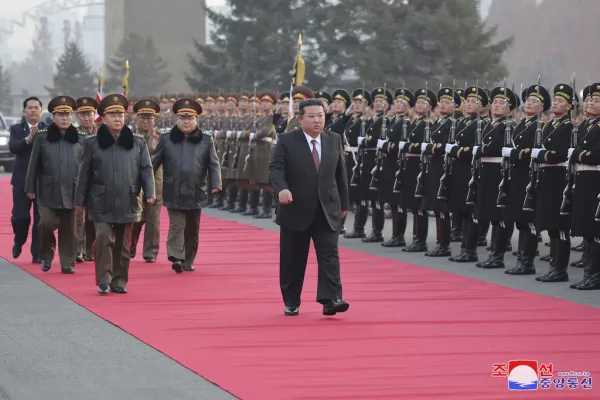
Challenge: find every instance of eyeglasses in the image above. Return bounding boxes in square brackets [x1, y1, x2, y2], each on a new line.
[177, 115, 196, 121]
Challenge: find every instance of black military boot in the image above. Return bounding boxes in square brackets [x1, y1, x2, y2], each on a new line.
[537, 239, 569, 282]
[572, 239, 586, 252]
[425, 214, 451, 257]
[574, 241, 600, 290]
[220, 185, 238, 211]
[451, 220, 478, 263]
[570, 240, 589, 267]
[479, 225, 509, 269]
[254, 189, 272, 219]
[231, 187, 248, 213]
[403, 212, 428, 252]
[506, 231, 537, 275]
[363, 206, 384, 243]
[486, 225, 497, 251]
[345, 204, 367, 239]
[242, 188, 260, 216]
[477, 220, 489, 247]
[382, 208, 406, 247]
[512, 229, 525, 257]
[450, 213, 462, 242]
[539, 237, 555, 262]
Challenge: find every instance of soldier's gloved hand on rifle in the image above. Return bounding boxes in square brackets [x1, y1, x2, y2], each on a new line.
[568, 147, 576, 162]
[226, 131, 233, 138]
[501, 147, 513, 157]
[420, 143, 428, 153]
[357, 136, 366, 147]
[398, 141, 407, 152]
[250, 132, 255, 141]
[377, 139, 387, 149]
[531, 148, 541, 159]
[473, 146, 481, 157]
[445, 143, 457, 154]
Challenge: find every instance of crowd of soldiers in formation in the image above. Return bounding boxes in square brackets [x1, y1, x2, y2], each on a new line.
[180, 82, 600, 291]
[23, 80, 600, 293]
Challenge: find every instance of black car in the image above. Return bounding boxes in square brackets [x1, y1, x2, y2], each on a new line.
[0, 113, 14, 173]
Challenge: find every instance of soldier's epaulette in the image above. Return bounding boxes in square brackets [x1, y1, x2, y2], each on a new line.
[134, 133, 145, 139]
[83, 134, 97, 142]
[597, 121, 600, 127]
[501, 121, 507, 125]
[37, 128, 48, 134]
[202, 131, 211, 136]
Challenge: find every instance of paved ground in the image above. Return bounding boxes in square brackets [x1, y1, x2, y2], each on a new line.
[203, 205, 600, 309]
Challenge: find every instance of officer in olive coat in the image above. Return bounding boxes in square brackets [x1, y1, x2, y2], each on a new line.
[152, 98, 222, 273]
[25, 96, 86, 274]
[75, 94, 156, 295]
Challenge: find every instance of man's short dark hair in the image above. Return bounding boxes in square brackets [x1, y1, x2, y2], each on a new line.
[299, 98, 325, 116]
[23, 97, 42, 109]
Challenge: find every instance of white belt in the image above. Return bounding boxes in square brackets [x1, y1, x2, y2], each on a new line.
[260, 137, 274, 143]
[540, 162, 567, 168]
[345, 146, 358, 153]
[363, 148, 377, 151]
[481, 157, 502, 164]
[575, 165, 600, 172]
[405, 153, 420, 158]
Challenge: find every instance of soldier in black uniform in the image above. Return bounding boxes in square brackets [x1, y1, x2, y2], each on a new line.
[316, 91, 332, 125]
[475, 86, 517, 269]
[450, 88, 466, 243]
[358, 87, 392, 243]
[502, 84, 550, 275]
[325, 89, 351, 135]
[274, 92, 290, 134]
[421, 88, 460, 257]
[448, 86, 489, 262]
[401, 88, 436, 252]
[344, 89, 372, 238]
[533, 83, 576, 282]
[378, 88, 414, 247]
[567, 83, 600, 290]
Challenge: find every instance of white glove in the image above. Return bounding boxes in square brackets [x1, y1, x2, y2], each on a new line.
[531, 148, 541, 159]
[445, 143, 457, 154]
[398, 141, 407, 150]
[357, 136, 366, 146]
[473, 146, 480, 156]
[568, 148, 575, 159]
[236, 131, 243, 139]
[502, 147, 513, 157]
[377, 139, 387, 149]
[421, 143, 429, 153]
[250, 132, 256, 141]
[213, 130, 219, 137]
[226, 130, 233, 138]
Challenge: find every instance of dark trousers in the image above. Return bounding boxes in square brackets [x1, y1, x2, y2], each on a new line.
[280, 203, 342, 307]
[11, 185, 40, 258]
[94, 222, 133, 288]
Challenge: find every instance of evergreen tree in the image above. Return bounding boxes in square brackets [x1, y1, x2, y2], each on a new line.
[46, 40, 95, 98]
[186, 0, 332, 92]
[0, 61, 13, 115]
[105, 33, 171, 97]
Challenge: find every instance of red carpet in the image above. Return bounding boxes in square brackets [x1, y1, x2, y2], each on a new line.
[1, 177, 599, 399]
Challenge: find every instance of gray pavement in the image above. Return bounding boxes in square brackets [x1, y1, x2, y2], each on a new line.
[203, 205, 600, 309]
[0, 259, 238, 400]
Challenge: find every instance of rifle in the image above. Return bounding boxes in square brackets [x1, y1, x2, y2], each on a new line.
[350, 83, 367, 187]
[221, 108, 234, 169]
[415, 81, 431, 199]
[369, 82, 388, 191]
[392, 81, 409, 194]
[523, 76, 544, 212]
[497, 78, 514, 207]
[466, 79, 482, 205]
[561, 74, 578, 216]
[243, 86, 258, 176]
[437, 79, 457, 201]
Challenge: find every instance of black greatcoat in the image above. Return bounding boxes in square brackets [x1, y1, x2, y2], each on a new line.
[398, 117, 427, 210]
[476, 117, 508, 222]
[448, 115, 478, 214]
[344, 115, 365, 203]
[423, 116, 452, 212]
[357, 114, 383, 202]
[570, 118, 600, 238]
[534, 115, 572, 231]
[378, 116, 405, 205]
[506, 117, 538, 223]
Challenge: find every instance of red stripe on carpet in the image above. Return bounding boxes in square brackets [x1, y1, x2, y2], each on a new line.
[1, 178, 599, 399]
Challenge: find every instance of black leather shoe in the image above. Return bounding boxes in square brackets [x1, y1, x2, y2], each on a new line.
[403, 241, 427, 253]
[241, 208, 259, 216]
[172, 261, 183, 273]
[98, 283, 110, 295]
[344, 230, 366, 239]
[254, 211, 272, 219]
[482, 257, 505, 269]
[572, 242, 586, 252]
[425, 245, 451, 257]
[576, 279, 600, 290]
[362, 232, 384, 243]
[536, 269, 568, 282]
[381, 236, 406, 247]
[450, 232, 462, 242]
[477, 238, 488, 247]
[284, 306, 299, 316]
[12, 244, 22, 259]
[504, 262, 535, 275]
[144, 257, 156, 263]
[230, 206, 246, 213]
[130, 248, 136, 258]
[323, 300, 350, 316]
[41, 260, 51, 272]
[539, 253, 552, 262]
[84, 255, 94, 262]
[61, 264, 75, 274]
[183, 265, 195, 272]
[452, 251, 478, 263]
[111, 286, 127, 294]
[75, 252, 84, 263]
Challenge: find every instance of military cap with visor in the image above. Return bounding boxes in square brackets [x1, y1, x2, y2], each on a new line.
[75, 97, 98, 113]
[172, 98, 202, 116]
[97, 94, 129, 116]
